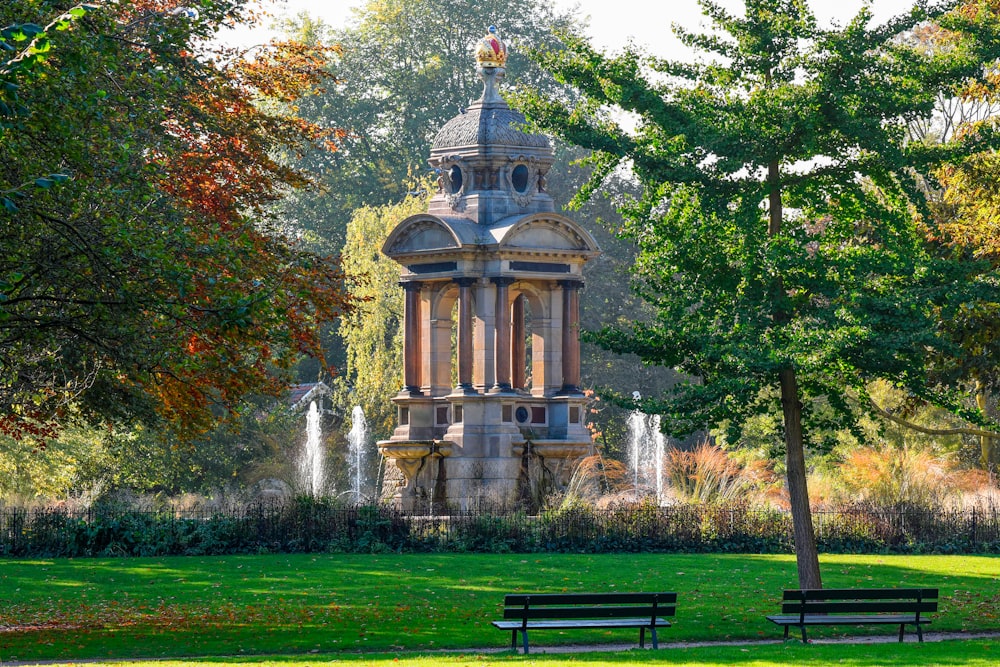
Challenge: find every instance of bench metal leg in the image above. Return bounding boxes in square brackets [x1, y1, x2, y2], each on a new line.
[800, 626, 808, 644]
[639, 626, 645, 648]
[917, 624, 924, 642]
[651, 627, 659, 649]
[898, 624, 905, 642]
[522, 629, 529, 655]
[783, 626, 790, 640]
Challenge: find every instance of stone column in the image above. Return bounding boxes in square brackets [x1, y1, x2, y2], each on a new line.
[491, 277, 514, 391]
[401, 280, 423, 395]
[560, 279, 582, 394]
[455, 277, 476, 392]
[511, 295, 526, 390]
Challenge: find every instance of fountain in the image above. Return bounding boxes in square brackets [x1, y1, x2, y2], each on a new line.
[346, 405, 369, 502]
[627, 392, 666, 503]
[299, 400, 325, 496]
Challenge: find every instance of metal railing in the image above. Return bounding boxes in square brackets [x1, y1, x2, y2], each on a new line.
[0, 501, 997, 557]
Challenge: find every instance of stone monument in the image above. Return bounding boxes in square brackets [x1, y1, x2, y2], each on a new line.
[379, 27, 600, 511]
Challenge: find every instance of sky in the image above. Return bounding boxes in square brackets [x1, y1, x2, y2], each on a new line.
[222, 0, 921, 56]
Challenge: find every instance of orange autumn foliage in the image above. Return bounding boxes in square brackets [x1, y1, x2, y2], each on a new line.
[0, 0, 353, 440]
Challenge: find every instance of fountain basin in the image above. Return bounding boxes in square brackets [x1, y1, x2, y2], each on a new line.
[378, 439, 454, 486]
[527, 439, 594, 459]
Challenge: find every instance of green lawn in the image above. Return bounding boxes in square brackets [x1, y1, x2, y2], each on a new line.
[1, 553, 997, 663]
[10, 641, 1000, 667]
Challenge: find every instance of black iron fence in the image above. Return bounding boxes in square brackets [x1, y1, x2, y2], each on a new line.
[1, 500, 997, 558]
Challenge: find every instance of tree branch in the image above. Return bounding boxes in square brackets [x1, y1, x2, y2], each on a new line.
[868, 398, 999, 438]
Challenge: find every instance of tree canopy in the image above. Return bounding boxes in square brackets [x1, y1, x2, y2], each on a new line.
[0, 0, 350, 441]
[514, 0, 1000, 587]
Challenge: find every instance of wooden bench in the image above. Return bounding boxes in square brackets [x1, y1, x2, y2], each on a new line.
[493, 592, 676, 654]
[767, 588, 938, 643]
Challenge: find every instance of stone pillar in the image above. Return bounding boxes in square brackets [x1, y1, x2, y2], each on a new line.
[429, 315, 453, 395]
[455, 277, 476, 392]
[560, 279, 582, 394]
[491, 277, 514, 391]
[511, 295, 526, 390]
[401, 281, 422, 395]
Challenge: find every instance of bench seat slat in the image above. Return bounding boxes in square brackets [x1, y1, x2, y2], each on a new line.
[767, 614, 931, 626]
[494, 618, 672, 631]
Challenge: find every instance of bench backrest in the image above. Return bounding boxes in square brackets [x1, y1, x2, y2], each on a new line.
[780, 588, 938, 616]
[503, 592, 677, 622]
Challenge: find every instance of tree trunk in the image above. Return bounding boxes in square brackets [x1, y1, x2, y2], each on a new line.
[768, 156, 823, 589]
[977, 388, 998, 478]
[780, 366, 822, 589]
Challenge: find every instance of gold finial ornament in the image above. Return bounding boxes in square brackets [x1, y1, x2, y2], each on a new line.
[475, 26, 507, 68]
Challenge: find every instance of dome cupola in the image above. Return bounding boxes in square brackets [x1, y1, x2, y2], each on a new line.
[428, 26, 555, 226]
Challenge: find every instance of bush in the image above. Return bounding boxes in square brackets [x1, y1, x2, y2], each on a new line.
[1, 496, 998, 557]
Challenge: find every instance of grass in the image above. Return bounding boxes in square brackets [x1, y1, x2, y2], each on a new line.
[0, 553, 997, 664]
[9, 641, 1000, 667]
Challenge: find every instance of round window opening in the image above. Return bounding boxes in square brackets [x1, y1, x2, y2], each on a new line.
[511, 164, 530, 194]
[449, 165, 463, 194]
[515, 406, 530, 423]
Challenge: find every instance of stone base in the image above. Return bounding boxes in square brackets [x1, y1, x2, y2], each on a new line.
[378, 436, 594, 512]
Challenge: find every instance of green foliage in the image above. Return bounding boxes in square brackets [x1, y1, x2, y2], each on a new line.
[515, 0, 1000, 441]
[338, 187, 430, 438]
[0, 3, 94, 121]
[0, 1, 349, 442]
[0, 418, 105, 499]
[3, 499, 998, 558]
[0, 394, 306, 502]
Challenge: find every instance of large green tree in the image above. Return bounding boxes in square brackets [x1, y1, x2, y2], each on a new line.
[515, 0, 1000, 587]
[1, 1, 349, 442]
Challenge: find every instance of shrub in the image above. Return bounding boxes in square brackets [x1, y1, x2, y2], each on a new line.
[2, 496, 998, 557]
[835, 446, 957, 508]
[664, 442, 772, 504]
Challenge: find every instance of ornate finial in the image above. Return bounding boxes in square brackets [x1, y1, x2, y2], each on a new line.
[475, 26, 507, 69]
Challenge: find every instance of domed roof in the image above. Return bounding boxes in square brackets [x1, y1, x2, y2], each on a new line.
[431, 26, 550, 154]
[431, 106, 550, 151]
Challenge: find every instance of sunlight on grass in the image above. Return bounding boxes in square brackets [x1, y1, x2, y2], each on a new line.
[18, 639, 1000, 667]
[1, 554, 997, 663]
[818, 554, 1000, 579]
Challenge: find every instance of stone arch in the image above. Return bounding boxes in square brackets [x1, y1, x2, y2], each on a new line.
[425, 282, 459, 396]
[494, 212, 600, 255]
[510, 281, 557, 396]
[383, 214, 462, 256]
